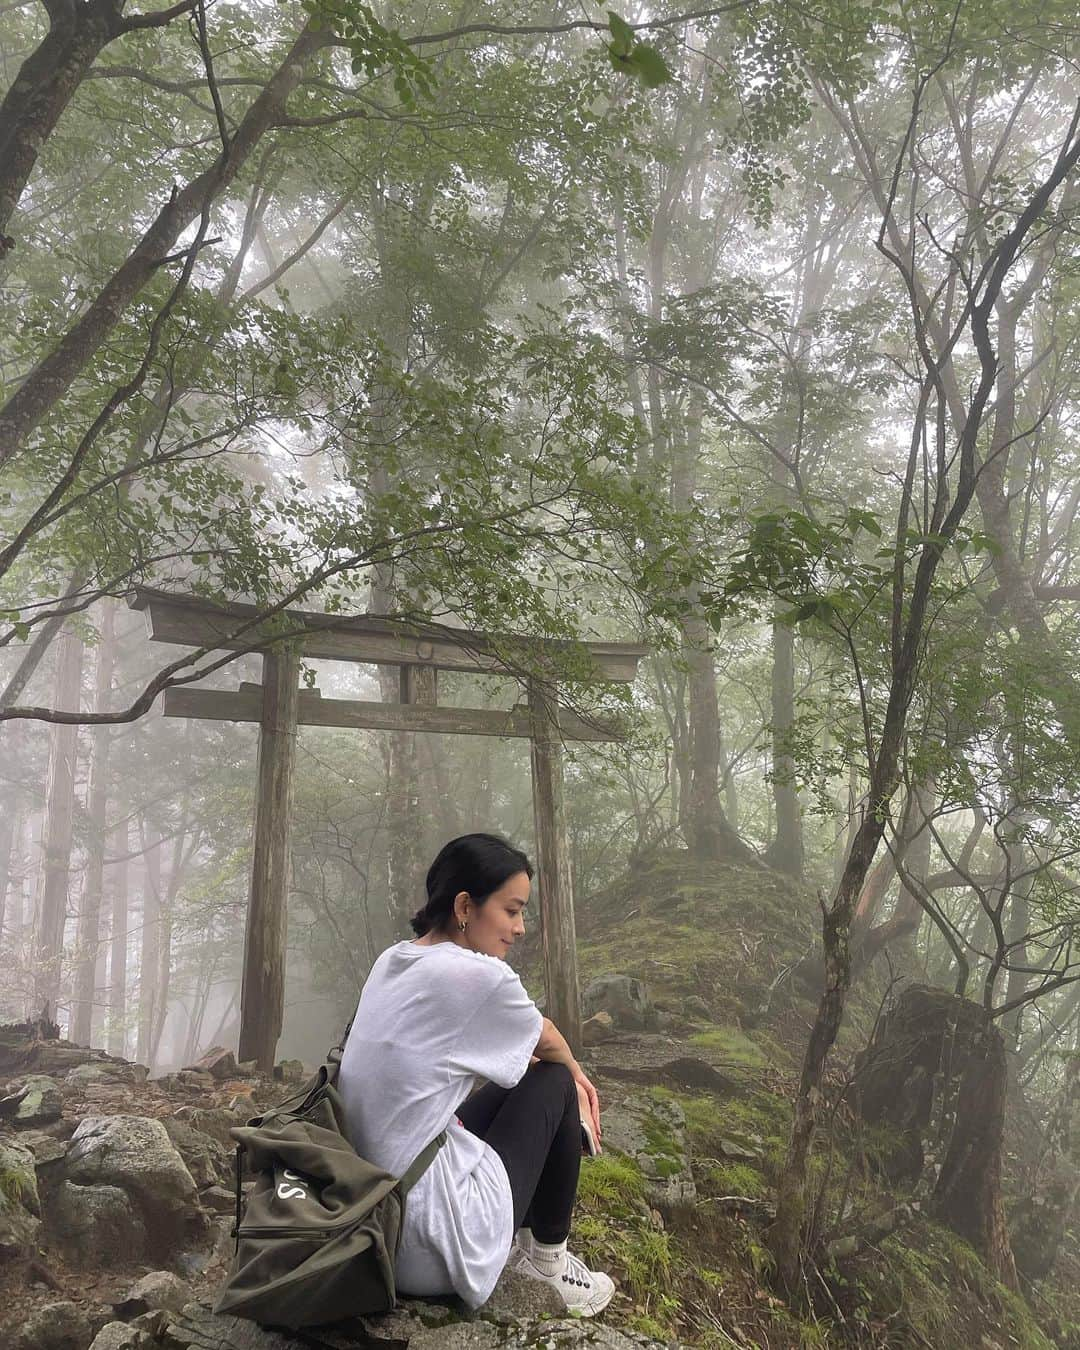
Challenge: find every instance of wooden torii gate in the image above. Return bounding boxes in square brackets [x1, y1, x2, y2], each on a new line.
[129, 586, 647, 1067]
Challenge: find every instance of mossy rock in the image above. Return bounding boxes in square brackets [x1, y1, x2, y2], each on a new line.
[0, 1137, 42, 1258]
[599, 1090, 695, 1210]
[577, 851, 817, 1034]
[14, 1075, 63, 1126]
[0, 1138, 39, 1213]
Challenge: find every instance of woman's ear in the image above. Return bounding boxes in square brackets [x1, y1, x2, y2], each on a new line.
[453, 890, 471, 925]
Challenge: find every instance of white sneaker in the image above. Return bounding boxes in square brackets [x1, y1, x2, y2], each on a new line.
[515, 1247, 616, 1317]
[506, 1235, 534, 1274]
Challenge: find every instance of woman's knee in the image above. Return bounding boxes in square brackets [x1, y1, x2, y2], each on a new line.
[529, 1060, 575, 1103]
[529, 1058, 572, 1090]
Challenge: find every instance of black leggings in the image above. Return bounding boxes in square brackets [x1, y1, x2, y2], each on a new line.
[456, 1061, 581, 1245]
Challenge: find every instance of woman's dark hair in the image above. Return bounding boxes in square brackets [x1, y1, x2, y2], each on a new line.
[410, 833, 533, 937]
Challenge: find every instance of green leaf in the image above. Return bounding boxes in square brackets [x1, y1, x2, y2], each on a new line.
[628, 44, 672, 87]
[607, 11, 635, 57]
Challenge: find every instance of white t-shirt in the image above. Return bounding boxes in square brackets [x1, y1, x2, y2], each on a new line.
[338, 940, 544, 1308]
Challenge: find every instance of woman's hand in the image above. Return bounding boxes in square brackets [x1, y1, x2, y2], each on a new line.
[532, 1018, 602, 1149]
[573, 1070, 601, 1150]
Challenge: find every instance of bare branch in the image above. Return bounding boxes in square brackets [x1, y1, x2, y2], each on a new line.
[121, 0, 198, 32]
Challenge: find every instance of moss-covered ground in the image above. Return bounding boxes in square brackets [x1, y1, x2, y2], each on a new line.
[560, 848, 1072, 1349]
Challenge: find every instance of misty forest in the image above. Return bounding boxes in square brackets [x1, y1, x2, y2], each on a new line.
[4, 0, 1080, 1344]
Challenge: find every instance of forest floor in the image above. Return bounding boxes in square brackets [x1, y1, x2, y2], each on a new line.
[3, 848, 1080, 1349]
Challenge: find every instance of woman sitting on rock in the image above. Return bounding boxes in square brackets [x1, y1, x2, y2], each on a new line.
[339, 832, 614, 1316]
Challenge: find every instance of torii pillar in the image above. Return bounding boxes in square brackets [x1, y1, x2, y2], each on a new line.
[238, 646, 300, 1070]
[529, 680, 580, 1051]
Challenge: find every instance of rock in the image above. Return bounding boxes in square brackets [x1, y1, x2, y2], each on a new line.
[601, 1092, 696, 1210]
[162, 1117, 232, 1190]
[717, 1136, 763, 1161]
[0, 1135, 42, 1257]
[45, 1180, 147, 1266]
[582, 1011, 616, 1046]
[64, 1116, 201, 1259]
[174, 1245, 216, 1278]
[159, 1304, 316, 1350]
[66, 1062, 131, 1087]
[115, 1271, 192, 1319]
[67, 1114, 198, 1205]
[175, 1105, 247, 1149]
[88, 1324, 145, 1350]
[177, 1070, 216, 1092]
[12, 1300, 91, 1350]
[14, 1075, 63, 1125]
[0, 1083, 30, 1120]
[272, 1060, 305, 1084]
[659, 1056, 734, 1094]
[683, 995, 711, 1020]
[129, 1311, 169, 1339]
[200, 1184, 237, 1214]
[157, 1296, 676, 1350]
[476, 1266, 565, 1321]
[0, 1135, 41, 1208]
[582, 975, 654, 1031]
[18, 1129, 68, 1165]
[186, 1047, 237, 1080]
[17, 1045, 96, 1078]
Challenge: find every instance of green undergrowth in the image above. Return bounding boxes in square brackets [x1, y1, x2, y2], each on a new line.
[0, 1162, 35, 1210]
[574, 1151, 1060, 1347]
[661, 1082, 792, 1189]
[574, 1154, 677, 1335]
[837, 1218, 1055, 1348]
[687, 1026, 769, 1068]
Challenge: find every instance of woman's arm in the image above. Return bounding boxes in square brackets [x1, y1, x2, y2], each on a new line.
[532, 1016, 577, 1071]
[533, 1017, 602, 1146]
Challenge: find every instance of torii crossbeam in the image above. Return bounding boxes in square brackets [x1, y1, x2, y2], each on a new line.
[129, 587, 647, 1067]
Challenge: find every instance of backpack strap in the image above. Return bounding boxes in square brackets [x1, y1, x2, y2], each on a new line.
[397, 1131, 446, 1199]
[231, 1142, 244, 1252]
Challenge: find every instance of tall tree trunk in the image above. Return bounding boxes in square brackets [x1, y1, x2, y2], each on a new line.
[0, 803, 17, 944]
[0, 20, 328, 464]
[765, 615, 804, 876]
[106, 818, 129, 1057]
[182, 951, 219, 1064]
[422, 734, 460, 841]
[1, 812, 28, 1017]
[150, 898, 172, 1066]
[0, 0, 130, 252]
[150, 830, 186, 1066]
[136, 823, 162, 1068]
[21, 810, 44, 1017]
[673, 393, 753, 863]
[679, 615, 755, 862]
[71, 602, 116, 1045]
[31, 629, 82, 1020]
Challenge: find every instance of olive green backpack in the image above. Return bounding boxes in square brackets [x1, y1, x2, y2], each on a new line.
[213, 1039, 444, 1329]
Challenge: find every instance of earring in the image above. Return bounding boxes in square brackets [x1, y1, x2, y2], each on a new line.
[459, 920, 467, 933]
